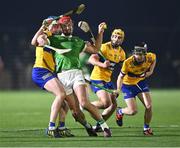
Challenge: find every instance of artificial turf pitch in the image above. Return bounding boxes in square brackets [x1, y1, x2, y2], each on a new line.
[0, 89, 180, 147]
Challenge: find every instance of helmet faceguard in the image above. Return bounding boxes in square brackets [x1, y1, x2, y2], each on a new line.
[132, 42, 147, 65]
[133, 42, 147, 55]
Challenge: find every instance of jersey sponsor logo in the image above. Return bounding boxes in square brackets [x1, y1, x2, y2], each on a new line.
[42, 73, 53, 80]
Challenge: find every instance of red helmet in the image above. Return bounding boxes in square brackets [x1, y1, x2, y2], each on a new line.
[58, 16, 72, 24]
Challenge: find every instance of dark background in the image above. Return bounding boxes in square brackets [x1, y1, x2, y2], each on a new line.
[0, 0, 180, 89]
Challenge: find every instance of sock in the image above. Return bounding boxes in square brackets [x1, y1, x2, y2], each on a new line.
[118, 108, 123, 115]
[84, 122, 91, 129]
[81, 120, 91, 129]
[96, 122, 100, 127]
[98, 119, 109, 130]
[144, 123, 149, 130]
[58, 121, 65, 129]
[49, 122, 56, 130]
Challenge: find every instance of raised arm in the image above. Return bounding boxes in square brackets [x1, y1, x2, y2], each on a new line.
[31, 25, 46, 46]
[31, 17, 54, 46]
[84, 22, 106, 54]
[95, 22, 106, 51]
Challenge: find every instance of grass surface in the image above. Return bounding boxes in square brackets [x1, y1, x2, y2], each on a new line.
[0, 89, 180, 147]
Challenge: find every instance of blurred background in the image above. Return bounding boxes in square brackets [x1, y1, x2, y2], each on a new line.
[0, 0, 180, 90]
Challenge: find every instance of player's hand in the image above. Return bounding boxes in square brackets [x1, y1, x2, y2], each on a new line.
[85, 41, 92, 46]
[145, 71, 153, 77]
[113, 89, 121, 98]
[98, 22, 107, 34]
[42, 18, 54, 27]
[102, 60, 111, 68]
[139, 72, 146, 78]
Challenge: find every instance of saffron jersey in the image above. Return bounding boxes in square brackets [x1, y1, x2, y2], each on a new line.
[33, 46, 55, 72]
[90, 42, 126, 82]
[121, 52, 156, 85]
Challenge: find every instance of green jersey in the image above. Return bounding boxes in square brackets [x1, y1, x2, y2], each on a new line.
[48, 35, 86, 72]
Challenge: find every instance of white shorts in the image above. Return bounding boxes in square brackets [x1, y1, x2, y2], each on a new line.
[57, 69, 86, 95]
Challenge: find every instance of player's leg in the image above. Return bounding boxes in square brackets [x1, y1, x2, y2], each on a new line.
[116, 83, 139, 126]
[58, 69, 111, 137]
[93, 92, 117, 132]
[137, 92, 153, 135]
[57, 101, 75, 137]
[73, 93, 98, 136]
[65, 93, 97, 136]
[102, 94, 117, 121]
[100, 80, 118, 120]
[74, 84, 111, 137]
[44, 77, 66, 137]
[32, 68, 66, 138]
[92, 90, 112, 109]
[58, 102, 69, 130]
[121, 98, 138, 115]
[116, 97, 137, 126]
[57, 70, 97, 136]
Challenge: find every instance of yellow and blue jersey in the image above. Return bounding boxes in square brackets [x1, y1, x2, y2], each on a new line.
[33, 46, 55, 72]
[32, 46, 56, 89]
[121, 52, 156, 85]
[90, 42, 126, 82]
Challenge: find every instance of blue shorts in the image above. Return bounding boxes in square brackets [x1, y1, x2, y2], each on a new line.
[32, 68, 56, 89]
[90, 80, 115, 93]
[122, 79, 149, 99]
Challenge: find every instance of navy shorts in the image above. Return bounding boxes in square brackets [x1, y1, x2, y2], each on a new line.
[122, 79, 149, 99]
[90, 80, 115, 93]
[32, 68, 56, 89]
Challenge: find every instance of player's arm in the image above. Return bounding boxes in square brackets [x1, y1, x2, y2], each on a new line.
[31, 18, 53, 46]
[114, 62, 127, 95]
[113, 72, 125, 96]
[145, 54, 156, 77]
[88, 54, 110, 68]
[145, 58, 156, 77]
[84, 41, 98, 54]
[94, 22, 106, 51]
[84, 22, 106, 54]
[31, 25, 47, 46]
[116, 72, 125, 92]
[31, 26, 50, 47]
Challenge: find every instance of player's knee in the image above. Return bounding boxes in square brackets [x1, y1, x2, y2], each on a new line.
[56, 91, 66, 100]
[54, 94, 65, 105]
[79, 102, 86, 109]
[145, 104, 152, 111]
[79, 99, 88, 109]
[103, 101, 111, 108]
[129, 109, 138, 115]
